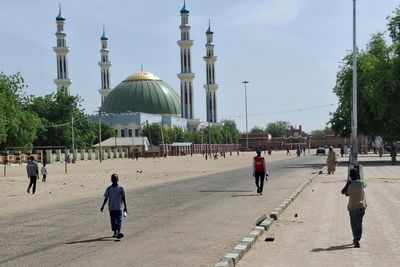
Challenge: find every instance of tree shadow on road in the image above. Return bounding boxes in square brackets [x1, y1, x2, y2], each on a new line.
[311, 243, 353, 252]
[65, 236, 116, 244]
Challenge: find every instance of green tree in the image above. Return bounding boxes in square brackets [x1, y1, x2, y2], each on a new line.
[0, 73, 41, 149]
[221, 119, 241, 143]
[26, 93, 97, 148]
[143, 122, 162, 146]
[266, 121, 290, 137]
[250, 126, 265, 133]
[330, 10, 400, 140]
[139, 119, 241, 146]
[311, 129, 325, 139]
[93, 121, 115, 144]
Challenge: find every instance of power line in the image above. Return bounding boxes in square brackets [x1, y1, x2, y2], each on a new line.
[220, 103, 336, 119]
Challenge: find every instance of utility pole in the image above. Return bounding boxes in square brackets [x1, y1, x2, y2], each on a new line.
[98, 112, 102, 162]
[71, 115, 75, 163]
[146, 121, 153, 157]
[243, 81, 249, 151]
[160, 121, 165, 157]
[350, 0, 358, 170]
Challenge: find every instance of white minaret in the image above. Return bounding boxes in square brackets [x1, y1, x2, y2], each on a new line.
[203, 21, 218, 123]
[53, 4, 72, 95]
[98, 26, 112, 107]
[177, 0, 195, 119]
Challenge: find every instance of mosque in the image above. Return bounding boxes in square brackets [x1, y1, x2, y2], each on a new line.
[53, 1, 220, 138]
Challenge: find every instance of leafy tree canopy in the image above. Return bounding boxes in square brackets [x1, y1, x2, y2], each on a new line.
[250, 126, 265, 133]
[265, 121, 291, 138]
[0, 73, 41, 149]
[329, 7, 400, 140]
[141, 119, 241, 146]
[310, 129, 325, 139]
[26, 92, 99, 148]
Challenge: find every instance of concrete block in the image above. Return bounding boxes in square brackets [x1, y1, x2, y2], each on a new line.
[234, 244, 248, 251]
[278, 203, 286, 210]
[229, 249, 245, 260]
[255, 213, 268, 226]
[249, 229, 262, 238]
[215, 258, 234, 267]
[225, 252, 240, 264]
[242, 236, 256, 246]
[260, 217, 274, 230]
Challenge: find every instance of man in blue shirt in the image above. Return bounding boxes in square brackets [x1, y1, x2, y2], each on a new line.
[101, 174, 128, 238]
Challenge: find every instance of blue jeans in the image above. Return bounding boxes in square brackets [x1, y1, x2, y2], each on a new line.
[349, 208, 365, 241]
[109, 210, 122, 232]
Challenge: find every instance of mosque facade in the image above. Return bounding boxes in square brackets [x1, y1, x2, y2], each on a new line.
[52, 2, 220, 137]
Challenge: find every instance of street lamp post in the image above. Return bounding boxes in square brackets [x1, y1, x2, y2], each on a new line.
[98, 110, 102, 162]
[350, 0, 358, 169]
[208, 84, 212, 159]
[71, 115, 76, 163]
[242, 81, 249, 151]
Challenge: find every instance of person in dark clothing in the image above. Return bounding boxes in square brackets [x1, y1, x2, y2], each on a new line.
[101, 174, 128, 238]
[340, 146, 345, 157]
[26, 156, 39, 194]
[252, 150, 269, 195]
[390, 145, 397, 165]
[341, 168, 367, 248]
[296, 147, 301, 157]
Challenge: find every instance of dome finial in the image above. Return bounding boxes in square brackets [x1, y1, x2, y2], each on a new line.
[180, 0, 189, 14]
[206, 19, 214, 34]
[101, 25, 108, 40]
[56, 2, 65, 21]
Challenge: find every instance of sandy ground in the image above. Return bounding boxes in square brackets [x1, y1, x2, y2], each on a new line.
[0, 151, 296, 217]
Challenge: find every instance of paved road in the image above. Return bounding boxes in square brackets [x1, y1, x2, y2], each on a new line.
[0, 155, 325, 267]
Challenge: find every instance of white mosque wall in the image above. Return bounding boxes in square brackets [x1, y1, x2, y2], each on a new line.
[88, 112, 191, 138]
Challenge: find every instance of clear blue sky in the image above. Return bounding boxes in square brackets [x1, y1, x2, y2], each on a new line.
[1, 0, 399, 133]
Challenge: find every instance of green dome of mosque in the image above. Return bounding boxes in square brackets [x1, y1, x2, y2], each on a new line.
[102, 71, 181, 116]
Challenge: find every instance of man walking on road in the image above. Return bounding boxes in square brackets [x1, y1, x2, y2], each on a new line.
[101, 174, 128, 239]
[253, 150, 268, 195]
[341, 168, 367, 248]
[26, 156, 39, 194]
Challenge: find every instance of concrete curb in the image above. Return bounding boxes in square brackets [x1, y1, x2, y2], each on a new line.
[214, 166, 326, 267]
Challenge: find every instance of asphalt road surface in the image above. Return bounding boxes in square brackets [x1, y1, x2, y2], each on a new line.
[0, 154, 325, 267]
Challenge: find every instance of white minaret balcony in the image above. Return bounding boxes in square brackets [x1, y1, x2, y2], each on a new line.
[53, 47, 70, 54]
[98, 62, 112, 68]
[203, 84, 218, 92]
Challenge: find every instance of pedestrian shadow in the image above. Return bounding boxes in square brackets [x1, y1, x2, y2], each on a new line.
[231, 193, 260, 197]
[65, 236, 116, 244]
[337, 160, 395, 166]
[199, 190, 253, 193]
[283, 163, 324, 169]
[311, 243, 353, 252]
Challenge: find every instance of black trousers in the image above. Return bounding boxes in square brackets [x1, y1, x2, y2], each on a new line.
[349, 208, 365, 241]
[254, 172, 265, 193]
[28, 176, 37, 194]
